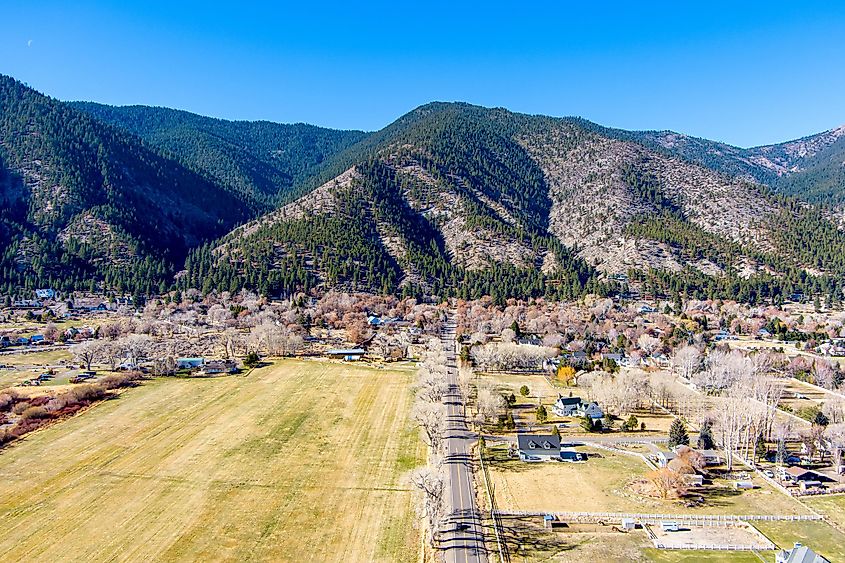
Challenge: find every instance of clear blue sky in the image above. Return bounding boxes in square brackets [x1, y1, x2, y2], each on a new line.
[2, 1, 844, 147]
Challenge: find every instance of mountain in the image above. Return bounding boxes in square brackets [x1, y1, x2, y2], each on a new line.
[613, 124, 845, 204]
[200, 103, 845, 303]
[2, 73, 844, 304]
[70, 102, 367, 205]
[0, 75, 260, 295]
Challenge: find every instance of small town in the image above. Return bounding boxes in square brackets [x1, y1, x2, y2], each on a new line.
[1, 288, 844, 562]
[2, 4, 845, 561]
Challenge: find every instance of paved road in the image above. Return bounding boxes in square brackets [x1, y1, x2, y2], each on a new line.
[439, 317, 488, 563]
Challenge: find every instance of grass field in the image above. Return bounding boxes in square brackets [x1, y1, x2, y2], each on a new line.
[488, 446, 812, 517]
[802, 493, 845, 529]
[0, 359, 423, 562]
[753, 520, 845, 562]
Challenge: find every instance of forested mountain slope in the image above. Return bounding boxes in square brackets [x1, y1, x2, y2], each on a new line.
[71, 102, 367, 205]
[2, 73, 843, 304]
[613, 124, 845, 204]
[205, 103, 845, 303]
[0, 75, 256, 295]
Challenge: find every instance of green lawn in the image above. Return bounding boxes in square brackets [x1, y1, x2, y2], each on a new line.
[753, 520, 845, 562]
[802, 493, 845, 529]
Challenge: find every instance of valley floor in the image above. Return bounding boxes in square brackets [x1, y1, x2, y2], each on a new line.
[0, 359, 423, 562]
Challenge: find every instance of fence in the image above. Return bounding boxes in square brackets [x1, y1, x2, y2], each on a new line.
[478, 447, 507, 563]
[652, 542, 774, 551]
[494, 510, 822, 525]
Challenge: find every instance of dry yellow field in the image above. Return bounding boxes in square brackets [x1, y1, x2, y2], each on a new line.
[488, 447, 812, 516]
[0, 359, 423, 562]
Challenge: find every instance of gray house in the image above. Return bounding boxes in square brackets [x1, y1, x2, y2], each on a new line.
[776, 543, 830, 563]
[576, 401, 604, 420]
[517, 434, 561, 462]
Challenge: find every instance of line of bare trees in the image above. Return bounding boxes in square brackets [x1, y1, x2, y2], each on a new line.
[410, 338, 449, 548]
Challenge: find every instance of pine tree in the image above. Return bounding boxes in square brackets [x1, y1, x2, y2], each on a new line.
[668, 418, 689, 448]
[697, 419, 715, 450]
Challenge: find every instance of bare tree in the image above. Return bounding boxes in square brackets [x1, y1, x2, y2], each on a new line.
[823, 396, 845, 425]
[73, 340, 104, 371]
[410, 464, 446, 548]
[412, 402, 447, 451]
[476, 383, 506, 424]
[824, 423, 845, 479]
[120, 334, 153, 366]
[671, 345, 701, 382]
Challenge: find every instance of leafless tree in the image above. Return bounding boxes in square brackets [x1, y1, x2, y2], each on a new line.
[823, 396, 845, 425]
[120, 334, 153, 366]
[73, 340, 104, 371]
[671, 345, 701, 381]
[476, 382, 505, 423]
[412, 402, 447, 451]
[410, 463, 446, 548]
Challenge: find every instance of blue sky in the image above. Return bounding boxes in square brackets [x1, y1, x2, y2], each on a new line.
[2, 1, 844, 147]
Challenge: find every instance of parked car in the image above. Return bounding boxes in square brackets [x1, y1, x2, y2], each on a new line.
[763, 469, 775, 478]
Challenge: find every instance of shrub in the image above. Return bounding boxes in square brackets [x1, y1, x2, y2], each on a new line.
[99, 371, 143, 390]
[12, 401, 31, 415]
[20, 406, 50, 421]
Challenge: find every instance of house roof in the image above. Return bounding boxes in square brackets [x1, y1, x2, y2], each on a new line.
[555, 396, 582, 406]
[517, 434, 561, 454]
[326, 348, 365, 355]
[780, 545, 830, 563]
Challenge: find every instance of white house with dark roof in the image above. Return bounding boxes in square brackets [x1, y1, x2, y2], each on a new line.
[552, 395, 604, 420]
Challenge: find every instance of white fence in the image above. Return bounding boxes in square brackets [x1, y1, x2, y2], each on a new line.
[494, 510, 822, 525]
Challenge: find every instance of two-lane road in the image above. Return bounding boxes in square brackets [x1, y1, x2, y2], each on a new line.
[438, 317, 488, 563]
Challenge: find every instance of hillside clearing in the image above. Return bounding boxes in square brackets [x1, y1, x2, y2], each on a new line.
[0, 359, 423, 562]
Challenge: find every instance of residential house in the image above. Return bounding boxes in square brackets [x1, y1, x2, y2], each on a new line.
[783, 466, 822, 483]
[326, 348, 365, 361]
[551, 395, 603, 419]
[776, 543, 830, 563]
[638, 305, 657, 314]
[563, 350, 589, 367]
[517, 335, 542, 346]
[34, 288, 56, 300]
[601, 352, 624, 363]
[552, 395, 583, 417]
[30, 334, 45, 345]
[176, 357, 205, 370]
[655, 451, 677, 468]
[517, 434, 561, 462]
[698, 449, 724, 466]
[202, 360, 238, 375]
[577, 401, 604, 420]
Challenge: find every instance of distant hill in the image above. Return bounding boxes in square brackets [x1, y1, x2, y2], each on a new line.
[2, 74, 844, 303]
[0, 75, 258, 295]
[613, 124, 845, 203]
[203, 103, 845, 303]
[71, 102, 367, 205]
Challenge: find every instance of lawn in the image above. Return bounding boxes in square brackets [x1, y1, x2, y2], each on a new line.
[488, 446, 812, 517]
[802, 493, 845, 529]
[0, 359, 424, 562]
[643, 549, 763, 562]
[753, 520, 845, 562]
